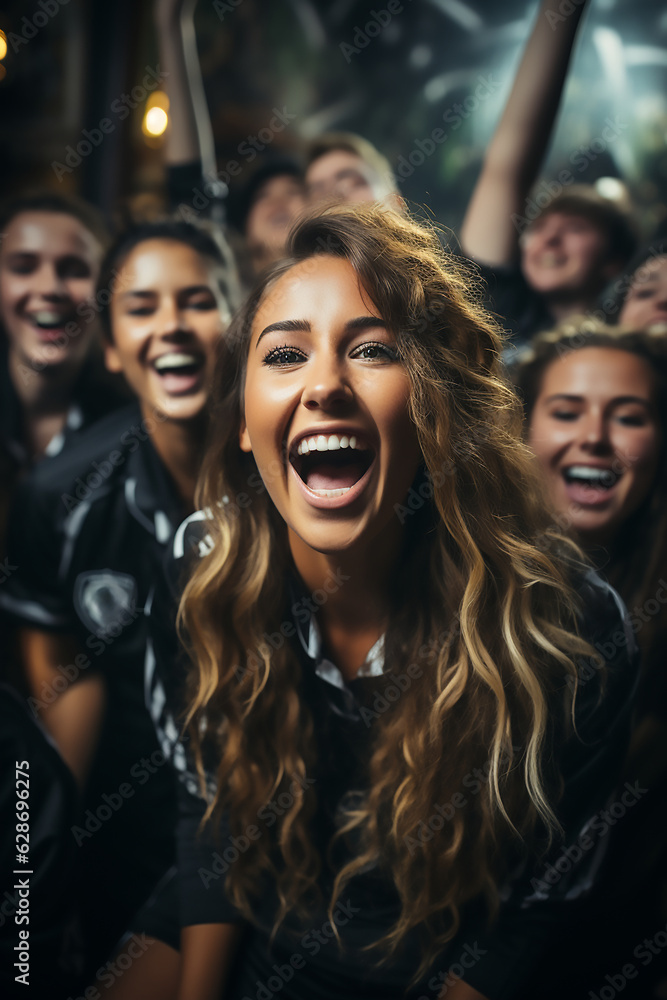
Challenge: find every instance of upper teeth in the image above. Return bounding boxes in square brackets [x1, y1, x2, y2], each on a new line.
[154, 352, 200, 371]
[566, 466, 615, 483]
[32, 311, 65, 326]
[297, 434, 364, 456]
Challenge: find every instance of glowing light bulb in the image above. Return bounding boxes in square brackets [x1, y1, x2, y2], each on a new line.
[0, 30, 7, 61]
[143, 106, 168, 137]
[142, 91, 170, 141]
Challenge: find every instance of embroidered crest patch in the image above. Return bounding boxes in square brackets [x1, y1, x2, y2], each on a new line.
[73, 570, 138, 637]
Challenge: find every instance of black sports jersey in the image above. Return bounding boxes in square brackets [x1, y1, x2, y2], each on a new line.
[142, 514, 638, 1000]
[0, 684, 79, 999]
[0, 346, 126, 471]
[0, 402, 183, 976]
[469, 259, 555, 353]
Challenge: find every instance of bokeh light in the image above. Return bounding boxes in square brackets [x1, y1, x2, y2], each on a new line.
[142, 91, 170, 141]
[143, 106, 168, 137]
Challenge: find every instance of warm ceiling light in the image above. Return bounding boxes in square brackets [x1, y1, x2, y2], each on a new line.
[143, 106, 168, 137]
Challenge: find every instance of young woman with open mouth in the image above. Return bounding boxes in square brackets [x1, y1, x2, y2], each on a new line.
[0, 195, 126, 525]
[516, 322, 667, 996]
[517, 323, 666, 688]
[112, 205, 636, 1000]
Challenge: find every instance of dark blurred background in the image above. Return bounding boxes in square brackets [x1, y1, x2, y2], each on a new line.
[0, 0, 665, 236]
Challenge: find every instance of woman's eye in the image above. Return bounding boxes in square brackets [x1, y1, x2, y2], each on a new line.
[187, 299, 216, 311]
[127, 307, 154, 317]
[351, 342, 397, 361]
[7, 258, 37, 275]
[550, 410, 579, 421]
[262, 345, 306, 366]
[616, 413, 647, 427]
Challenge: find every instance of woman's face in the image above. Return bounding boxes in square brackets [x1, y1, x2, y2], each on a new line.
[0, 211, 102, 371]
[240, 255, 422, 555]
[619, 255, 667, 331]
[106, 239, 229, 423]
[245, 174, 306, 257]
[520, 212, 614, 297]
[528, 347, 661, 545]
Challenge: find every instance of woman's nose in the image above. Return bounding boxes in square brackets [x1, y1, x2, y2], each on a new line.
[33, 263, 68, 299]
[301, 357, 353, 410]
[580, 411, 609, 448]
[155, 301, 185, 337]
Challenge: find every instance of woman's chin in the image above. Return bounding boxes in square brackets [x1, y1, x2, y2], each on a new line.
[148, 393, 208, 424]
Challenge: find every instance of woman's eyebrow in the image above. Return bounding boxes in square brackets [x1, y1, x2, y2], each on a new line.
[345, 316, 387, 330]
[544, 393, 583, 403]
[544, 393, 651, 405]
[610, 395, 652, 406]
[180, 285, 215, 296]
[256, 315, 387, 349]
[256, 318, 311, 347]
[120, 289, 156, 300]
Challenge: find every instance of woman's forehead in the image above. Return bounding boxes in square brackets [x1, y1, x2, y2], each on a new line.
[251, 257, 376, 339]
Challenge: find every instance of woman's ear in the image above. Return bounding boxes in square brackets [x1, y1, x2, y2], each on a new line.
[239, 418, 252, 453]
[104, 342, 123, 374]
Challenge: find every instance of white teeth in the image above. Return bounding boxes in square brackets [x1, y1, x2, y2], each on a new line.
[565, 466, 616, 483]
[32, 310, 66, 327]
[153, 352, 200, 371]
[312, 487, 351, 498]
[296, 433, 367, 456]
[539, 254, 563, 267]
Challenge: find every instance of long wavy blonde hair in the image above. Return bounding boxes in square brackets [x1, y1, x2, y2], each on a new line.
[179, 204, 593, 975]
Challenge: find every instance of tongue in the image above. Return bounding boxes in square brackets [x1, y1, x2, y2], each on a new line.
[564, 480, 612, 506]
[306, 460, 366, 491]
[159, 370, 202, 394]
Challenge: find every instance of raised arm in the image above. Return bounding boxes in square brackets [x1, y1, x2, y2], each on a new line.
[460, 0, 590, 267]
[154, 0, 216, 176]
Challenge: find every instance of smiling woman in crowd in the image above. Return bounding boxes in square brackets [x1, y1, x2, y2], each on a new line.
[516, 322, 667, 698]
[514, 321, 667, 995]
[0, 193, 126, 546]
[109, 204, 638, 1000]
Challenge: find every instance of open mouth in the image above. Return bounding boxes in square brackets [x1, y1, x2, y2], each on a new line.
[562, 465, 620, 504]
[289, 433, 374, 499]
[27, 310, 75, 341]
[151, 351, 206, 394]
[537, 253, 566, 269]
